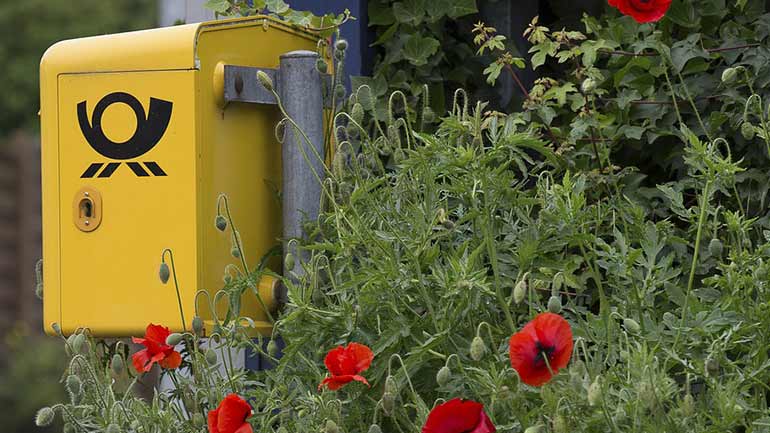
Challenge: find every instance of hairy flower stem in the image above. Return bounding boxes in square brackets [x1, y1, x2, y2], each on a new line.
[162, 249, 187, 331]
[674, 180, 711, 351]
[482, 209, 515, 332]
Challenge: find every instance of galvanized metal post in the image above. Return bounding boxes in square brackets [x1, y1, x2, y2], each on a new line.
[278, 51, 325, 280]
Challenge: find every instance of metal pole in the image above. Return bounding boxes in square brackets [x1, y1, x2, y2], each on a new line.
[278, 51, 325, 280]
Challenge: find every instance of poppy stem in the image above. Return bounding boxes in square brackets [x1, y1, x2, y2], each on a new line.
[162, 248, 187, 332]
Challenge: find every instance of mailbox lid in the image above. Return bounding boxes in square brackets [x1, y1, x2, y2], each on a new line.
[54, 70, 198, 336]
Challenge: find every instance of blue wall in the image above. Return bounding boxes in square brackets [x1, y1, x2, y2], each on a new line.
[288, 0, 373, 80]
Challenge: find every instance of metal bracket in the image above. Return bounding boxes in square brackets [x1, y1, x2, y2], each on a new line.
[223, 65, 332, 107]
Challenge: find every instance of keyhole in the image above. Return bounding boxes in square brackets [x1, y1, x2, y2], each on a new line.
[80, 198, 93, 219]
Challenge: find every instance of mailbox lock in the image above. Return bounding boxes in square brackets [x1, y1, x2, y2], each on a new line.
[73, 187, 102, 232]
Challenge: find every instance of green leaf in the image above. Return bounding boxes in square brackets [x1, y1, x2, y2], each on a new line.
[204, 0, 230, 13]
[265, 0, 290, 14]
[403, 34, 440, 66]
[446, 0, 478, 18]
[392, 0, 425, 25]
[483, 62, 503, 85]
[670, 34, 709, 72]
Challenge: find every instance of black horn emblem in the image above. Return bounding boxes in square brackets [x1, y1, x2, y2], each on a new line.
[77, 92, 172, 178]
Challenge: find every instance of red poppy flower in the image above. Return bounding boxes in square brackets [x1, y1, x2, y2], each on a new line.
[318, 342, 374, 391]
[508, 312, 573, 387]
[131, 323, 182, 373]
[422, 398, 496, 433]
[607, 0, 671, 23]
[208, 394, 253, 433]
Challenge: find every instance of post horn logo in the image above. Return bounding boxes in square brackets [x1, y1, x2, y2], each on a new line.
[77, 92, 172, 178]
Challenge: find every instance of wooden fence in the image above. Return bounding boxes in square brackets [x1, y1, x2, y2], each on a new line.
[0, 131, 42, 358]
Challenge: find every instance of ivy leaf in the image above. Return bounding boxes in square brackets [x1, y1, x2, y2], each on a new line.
[403, 34, 440, 66]
[265, 0, 290, 14]
[446, 0, 478, 18]
[393, 1, 425, 25]
[670, 34, 709, 72]
[204, 0, 230, 13]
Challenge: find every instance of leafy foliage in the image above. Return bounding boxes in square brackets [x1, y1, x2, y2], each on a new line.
[0, 0, 155, 137]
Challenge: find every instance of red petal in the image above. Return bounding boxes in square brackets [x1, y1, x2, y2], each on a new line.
[145, 323, 172, 345]
[217, 394, 252, 433]
[208, 409, 220, 433]
[508, 331, 552, 387]
[608, 0, 671, 23]
[346, 343, 374, 374]
[319, 375, 355, 391]
[159, 350, 182, 370]
[131, 349, 154, 373]
[422, 398, 494, 433]
[324, 346, 347, 376]
[531, 313, 573, 371]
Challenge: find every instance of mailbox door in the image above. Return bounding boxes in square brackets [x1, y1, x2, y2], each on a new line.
[57, 70, 198, 336]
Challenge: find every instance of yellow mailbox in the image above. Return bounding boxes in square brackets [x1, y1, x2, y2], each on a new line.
[40, 17, 321, 337]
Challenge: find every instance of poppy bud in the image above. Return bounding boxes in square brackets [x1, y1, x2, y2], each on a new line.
[72, 333, 86, 354]
[682, 393, 695, 417]
[215, 215, 227, 231]
[382, 392, 396, 415]
[470, 336, 486, 361]
[111, 353, 124, 375]
[705, 356, 719, 376]
[51, 322, 62, 336]
[316, 58, 328, 74]
[166, 333, 184, 346]
[35, 407, 55, 427]
[351, 103, 365, 124]
[192, 316, 204, 336]
[325, 420, 339, 433]
[65, 375, 82, 403]
[257, 70, 274, 91]
[524, 425, 544, 433]
[623, 318, 640, 334]
[588, 376, 602, 406]
[206, 349, 218, 365]
[721, 67, 738, 84]
[547, 295, 562, 314]
[581, 77, 596, 93]
[368, 424, 383, 433]
[708, 238, 723, 256]
[334, 84, 346, 100]
[267, 339, 279, 357]
[385, 375, 398, 394]
[552, 415, 568, 433]
[513, 278, 527, 304]
[335, 39, 348, 52]
[741, 122, 756, 140]
[192, 413, 205, 428]
[422, 107, 436, 124]
[106, 424, 120, 433]
[284, 252, 295, 272]
[231, 246, 241, 259]
[498, 385, 511, 399]
[436, 366, 451, 386]
[159, 262, 170, 284]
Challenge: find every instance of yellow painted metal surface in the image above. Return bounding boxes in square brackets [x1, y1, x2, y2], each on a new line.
[40, 17, 317, 337]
